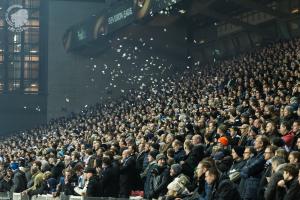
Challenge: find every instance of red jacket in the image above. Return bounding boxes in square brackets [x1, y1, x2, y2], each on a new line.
[282, 131, 295, 147]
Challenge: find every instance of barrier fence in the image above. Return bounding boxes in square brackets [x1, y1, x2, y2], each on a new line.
[1, 193, 144, 200]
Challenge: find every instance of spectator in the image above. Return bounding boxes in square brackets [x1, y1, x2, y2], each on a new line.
[279, 121, 295, 150]
[172, 140, 186, 163]
[229, 146, 246, 184]
[98, 156, 118, 197]
[142, 150, 158, 199]
[240, 135, 269, 200]
[276, 164, 300, 199]
[84, 167, 101, 197]
[11, 165, 27, 193]
[203, 167, 241, 200]
[257, 145, 277, 200]
[148, 154, 171, 199]
[288, 151, 300, 169]
[55, 168, 78, 196]
[119, 149, 139, 198]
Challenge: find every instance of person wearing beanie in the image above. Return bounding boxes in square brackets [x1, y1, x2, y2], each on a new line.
[170, 164, 182, 178]
[218, 136, 229, 147]
[142, 150, 158, 199]
[228, 146, 246, 184]
[147, 154, 171, 199]
[156, 153, 166, 162]
[11, 164, 27, 193]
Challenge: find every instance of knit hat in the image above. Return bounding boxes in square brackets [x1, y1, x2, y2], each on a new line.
[233, 146, 245, 158]
[218, 136, 229, 146]
[171, 164, 182, 175]
[10, 162, 19, 171]
[156, 153, 166, 161]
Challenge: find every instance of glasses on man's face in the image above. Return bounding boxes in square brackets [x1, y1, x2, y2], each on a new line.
[264, 151, 272, 154]
[244, 151, 251, 154]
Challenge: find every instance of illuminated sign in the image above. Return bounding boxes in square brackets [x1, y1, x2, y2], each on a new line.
[5, 4, 28, 32]
[108, 7, 134, 25]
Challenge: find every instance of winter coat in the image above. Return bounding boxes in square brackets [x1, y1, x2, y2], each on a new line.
[210, 179, 241, 200]
[11, 170, 27, 193]
[86, 175, 101, 197]
[142, 161, 157, 199]
[264, 171, 283, 200]
[100, 165, 119, 197]
[228, 159, 246, 184]
[276, 177, 300, 200]
[150, 165, 172, 198]
[119, 155, 139, 197]
[257, 161, 272, 200]
[182, 145, 205, 179]
[239, 150, 265, 200]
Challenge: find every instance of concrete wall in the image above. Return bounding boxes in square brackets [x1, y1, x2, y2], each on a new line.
[47, 1, 186, 120]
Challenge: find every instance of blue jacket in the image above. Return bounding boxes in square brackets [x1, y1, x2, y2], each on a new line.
[239, 150, 265, 200]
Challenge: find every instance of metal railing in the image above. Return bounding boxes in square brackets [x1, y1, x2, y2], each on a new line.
[10, 193, 144, 200]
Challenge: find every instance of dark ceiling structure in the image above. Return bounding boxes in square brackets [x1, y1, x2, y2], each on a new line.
[61, 0, 299, 55]
[178, 0, 293, 32]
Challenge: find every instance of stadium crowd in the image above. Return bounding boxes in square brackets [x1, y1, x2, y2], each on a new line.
[0, 38, 299, 200]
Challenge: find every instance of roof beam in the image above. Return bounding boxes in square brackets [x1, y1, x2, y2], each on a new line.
[230, 0, 290, 18]
[192, 9, 262, 33]
[188, 0, 262, 33]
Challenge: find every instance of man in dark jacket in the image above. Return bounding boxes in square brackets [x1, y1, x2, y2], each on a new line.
[142, 150, 158, 199]
[257, 145, 276, 200]
[276, 164, 300, 200]
[119, 149, 139, 198]
[182, 135, 205, 179]
[11, 167, 27, 193]
[55, 168, 78, 196]
[149, 154, 172, 199]
[205, 167, 241, 200]
[100, 156, 119, 197]
[49, 157, 65, 181]
[172, 140, 186, 163]
[240, 135, 269, 200]
[85, 167, 101, 197]
[136, 143, 149, 174]
[264, 157, 286, 200]
[228, 146, 246, 184]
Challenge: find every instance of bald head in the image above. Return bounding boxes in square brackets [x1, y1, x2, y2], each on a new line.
[122, 149, 130, 159]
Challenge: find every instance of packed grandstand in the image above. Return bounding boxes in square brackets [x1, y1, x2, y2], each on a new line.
[0, 38, 300, 200]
